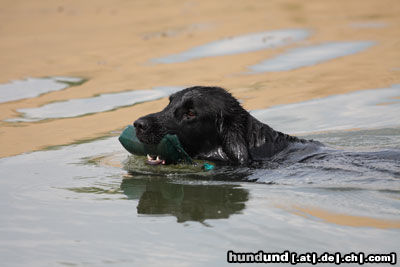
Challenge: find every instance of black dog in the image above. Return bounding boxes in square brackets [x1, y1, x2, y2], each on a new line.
[134, 86, 317, 165]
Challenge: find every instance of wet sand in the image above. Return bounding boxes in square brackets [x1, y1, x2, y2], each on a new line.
[0, 0, 399, 157]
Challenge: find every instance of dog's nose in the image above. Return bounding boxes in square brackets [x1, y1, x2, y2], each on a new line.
[133, 118, 149, 132]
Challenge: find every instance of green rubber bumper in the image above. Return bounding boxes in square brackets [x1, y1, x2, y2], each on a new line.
[118, 125, 194, 164]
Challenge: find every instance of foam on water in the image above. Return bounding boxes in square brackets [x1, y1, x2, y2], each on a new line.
[152, 29, 310, 63]
[0, 77, 85, 103]
[248, 41, 375, 73]
[7, 86, 184, 122]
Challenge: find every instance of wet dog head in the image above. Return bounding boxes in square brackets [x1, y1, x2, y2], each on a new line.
[133, 86, 249, 163]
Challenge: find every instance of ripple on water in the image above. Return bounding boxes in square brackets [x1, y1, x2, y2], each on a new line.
[0, 77, 85, 103]
[251, 84, 400, 134]
[248, 41, 375, 73]
[0, 102, 399, 266]
[6, 86, 184, 122]
[152, 29, 310, 63]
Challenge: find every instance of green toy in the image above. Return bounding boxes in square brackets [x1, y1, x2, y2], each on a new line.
[119, 125, 194, 165]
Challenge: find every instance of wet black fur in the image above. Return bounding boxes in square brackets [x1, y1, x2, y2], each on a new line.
[134, 86, 314, 165]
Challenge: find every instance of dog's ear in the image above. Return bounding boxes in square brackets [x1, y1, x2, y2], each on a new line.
[217, 112, 249, 165]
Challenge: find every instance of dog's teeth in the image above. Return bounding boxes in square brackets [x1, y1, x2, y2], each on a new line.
[147, 154, 152, 160]
[156, 156, 160, 161]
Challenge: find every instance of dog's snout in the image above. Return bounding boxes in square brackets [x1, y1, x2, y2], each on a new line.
[134, 118, 149, 132]
[133, 115, 164, 144]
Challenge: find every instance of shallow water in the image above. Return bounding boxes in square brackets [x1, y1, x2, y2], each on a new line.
[0, 77, 85, 103]
[152, 29, 310, 63]
[0, 85, 399, 266]
[7, 86, 183, 122]
[248, 41, 375, 73]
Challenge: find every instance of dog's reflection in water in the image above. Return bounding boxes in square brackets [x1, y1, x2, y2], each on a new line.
[121, 177, 249, 223]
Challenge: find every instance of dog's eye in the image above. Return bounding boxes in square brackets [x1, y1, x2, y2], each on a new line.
[185, 110, 196, 118]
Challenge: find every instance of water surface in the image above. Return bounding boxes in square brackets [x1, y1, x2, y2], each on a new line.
[152, 29, 310, 63]
[0, 77, 85, 103]
[350, 22, 387, 28]
[7, 86, 184, 122]
[0, 127, 399, 266]
[248, 41, 375, 73]
[252, 84, 400, 134]
[0, 84, 399, 266]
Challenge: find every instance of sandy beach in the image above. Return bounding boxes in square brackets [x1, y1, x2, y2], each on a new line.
[0, 0, 399, 157]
